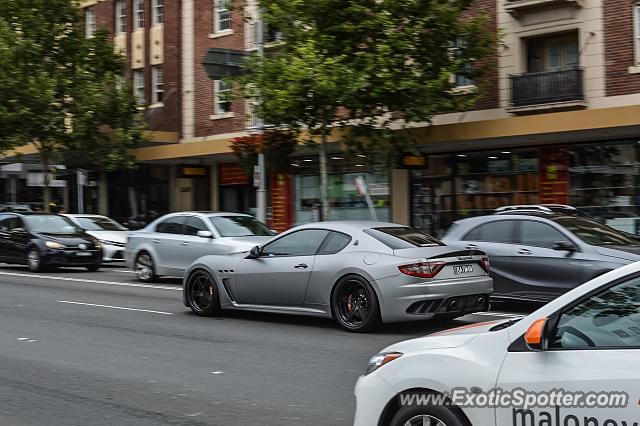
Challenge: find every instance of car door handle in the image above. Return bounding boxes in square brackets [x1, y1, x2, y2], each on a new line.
[152, 239, 162, 244]
[466, 244, 479, 250]
[294, 263, 308, 269]
[518, 249, 532, 255]
[180, 242, 190, 246]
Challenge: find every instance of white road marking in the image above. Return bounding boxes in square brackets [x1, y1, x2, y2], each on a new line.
[57, 300, 173, 315]
[113, 270, 136, 274]
[210, 371, 224, 375]
[0, 271, 181, 291]
[17, 338, 28, 341]
[16, 337, 37, 343]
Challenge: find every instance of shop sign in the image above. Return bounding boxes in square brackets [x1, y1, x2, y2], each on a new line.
[400, 154, 426, 169]
[180, 166, 209, 179]
[539, 146, 569, 204]
[219, 163, 249, 186]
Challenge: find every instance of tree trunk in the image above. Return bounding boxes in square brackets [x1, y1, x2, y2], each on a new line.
[319, 122, 329, 221]
[41, 150, 51, 213]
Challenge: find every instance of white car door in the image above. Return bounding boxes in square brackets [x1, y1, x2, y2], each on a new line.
[496, 275, 640, 426]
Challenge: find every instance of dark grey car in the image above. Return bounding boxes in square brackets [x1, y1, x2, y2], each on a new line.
[441, 212, 640, 302]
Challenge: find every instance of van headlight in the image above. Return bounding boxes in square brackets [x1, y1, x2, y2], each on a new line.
[365, 352, 403, 375]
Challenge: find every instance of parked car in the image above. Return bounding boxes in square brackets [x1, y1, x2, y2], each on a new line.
[182, 221, 493, 332]
[63, 214, 128, 262]
[126, 212, 275, 282]
[354, 262, 640, 426]
[0, 204, 32, 213]
[442, 208, 640, 302]
[0, 213, 102, 272]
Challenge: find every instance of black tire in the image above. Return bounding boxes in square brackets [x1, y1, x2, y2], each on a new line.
[26, 247, 45, 272]
[86, 264, 100, 272]
[185, 269, 221, 316]
[134, 251, 158, 283]
[390, 394, 469, 426]
[331, 274, 381, 332]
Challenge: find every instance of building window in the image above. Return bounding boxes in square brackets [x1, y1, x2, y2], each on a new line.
[214, 80, 231, 114]
[214, 0, 232, 33]
[134, 0, 145, 30]
[152, 0, 164, 25]
[115, 0, 126, 34]
[152, 66, 164, 104]
[85, 8, 96, 38]
[454, 37, 474, 87]
[635, 2, 640, 64]
[133, 70, 145, 105]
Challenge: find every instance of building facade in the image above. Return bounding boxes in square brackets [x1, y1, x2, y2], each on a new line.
[10, 0, 637, 233]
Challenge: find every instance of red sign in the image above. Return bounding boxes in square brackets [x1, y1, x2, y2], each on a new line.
[538, 146, 569, 204]
[270, 173, 292, 233]
[219, 163, 249, 186]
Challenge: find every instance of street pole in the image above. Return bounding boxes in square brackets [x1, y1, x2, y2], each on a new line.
[255, 9, 267, 224]
[77, 169, 84, 214]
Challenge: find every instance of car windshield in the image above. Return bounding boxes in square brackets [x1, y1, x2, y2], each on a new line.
[366, 227, 443, 249]
[209, 216, 274, 237]
[76, 216, 127, 231]
[24, 215, 81, 234]
[554, 217, 640, 246]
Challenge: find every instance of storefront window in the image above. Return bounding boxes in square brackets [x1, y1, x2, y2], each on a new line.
[411, 155, 453, 237]
[293, 155, 390, 224]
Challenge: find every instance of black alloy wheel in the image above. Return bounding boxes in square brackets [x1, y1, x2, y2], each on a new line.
[186, 269, 221, 316]
[332, 275, 380, 332]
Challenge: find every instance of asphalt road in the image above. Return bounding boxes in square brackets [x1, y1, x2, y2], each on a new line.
[0, 264, 533, 426]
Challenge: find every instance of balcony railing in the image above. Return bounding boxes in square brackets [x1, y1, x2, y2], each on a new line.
[510, 66, 584, 108]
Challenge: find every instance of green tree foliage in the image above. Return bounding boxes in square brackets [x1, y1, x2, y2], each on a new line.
[237, 0, 497, 220]
[0, 0, 146, 210]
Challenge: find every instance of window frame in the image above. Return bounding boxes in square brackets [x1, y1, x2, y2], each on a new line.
[260, 229, 331, 258]
[115, 0, 127, 34]
[151, 65, 164, 104]
[133, 69, 145, 105]
[317, 231, 352, 255]
[134, 0, 145, 30]
[155, 216, 185, 235]
[152, 0, 164, 26]
[213, 79, 232, 115]
[635, 2, 640, 65]
[213, 0, 232, 34]
[453, 36, 475, 89]
[85, 7, 96, 38]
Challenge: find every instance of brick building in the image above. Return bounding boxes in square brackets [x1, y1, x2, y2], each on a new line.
[10, 0, 637, 233]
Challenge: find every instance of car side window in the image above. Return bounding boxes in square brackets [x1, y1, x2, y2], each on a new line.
[318, 231, 351, 255]
[550, 276, 640, 349]
[156, 217, 184, 234]
[0, 215, 11, 231]
[464, 220, 516, 243]
[183, 217, 209, 236]
[261, 230, 330, 257]
[519, 220, 567, 249]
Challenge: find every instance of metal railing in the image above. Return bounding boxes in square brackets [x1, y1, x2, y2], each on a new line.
[510, 66, 584, 108]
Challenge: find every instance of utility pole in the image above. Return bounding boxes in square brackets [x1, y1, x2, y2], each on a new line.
[77, 169, 84, 214]
[254, 8, 267, 224]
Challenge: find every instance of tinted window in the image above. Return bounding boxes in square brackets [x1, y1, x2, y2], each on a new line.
[23, 215, 80, 234]
[0, 215, 12, 231]
[519, 220, 566, 248]
[210, 216, 273, 237]
[76, 216, 127, 231]
[554, 217, 640, 247]
[465, 220, 516, 243]
[365, 227, 442, 250]
[261, 230, 329, 256]
[156, 217, 184, 234]
[551, 277, 640, 349]
[318, 232, 351, 255]
[183, 217, 209, 236]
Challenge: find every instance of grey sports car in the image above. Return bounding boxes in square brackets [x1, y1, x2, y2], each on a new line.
[126, 212, 275, 282]
[182, 221, 493, 332]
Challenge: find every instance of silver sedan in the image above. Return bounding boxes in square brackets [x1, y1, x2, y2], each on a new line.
[126, 212, 275, 282]
[182, 221, 493, 332]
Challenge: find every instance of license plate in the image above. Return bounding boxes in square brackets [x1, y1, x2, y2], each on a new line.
[453, 265, 473, 275]
[76, 252, 92, 257]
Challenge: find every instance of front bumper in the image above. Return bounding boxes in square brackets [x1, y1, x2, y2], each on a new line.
[375, 275, 493, 323]
[43, 249, 102, 266]
[101, 244, 125, 262]
[353, 373, 395, 426]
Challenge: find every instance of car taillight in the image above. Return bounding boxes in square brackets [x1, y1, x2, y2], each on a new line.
[480, 257, 490, 274]
[398, 261, 446, 279]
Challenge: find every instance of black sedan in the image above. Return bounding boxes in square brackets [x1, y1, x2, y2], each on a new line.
[0, 213, 103, 272]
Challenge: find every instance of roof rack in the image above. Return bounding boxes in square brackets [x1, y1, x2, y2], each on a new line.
[494, 205, 554, 214]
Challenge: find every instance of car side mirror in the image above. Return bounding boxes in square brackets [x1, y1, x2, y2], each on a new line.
[524, 318, 549, 351]
[552, 241, 577, 252]
[245, 245, 261, 259]
[197, 230, 214, 239]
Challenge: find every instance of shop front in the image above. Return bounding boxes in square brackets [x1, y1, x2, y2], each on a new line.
[292, 155, 390, 225]
[411, 140, 640, 237]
